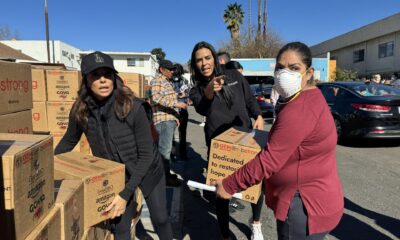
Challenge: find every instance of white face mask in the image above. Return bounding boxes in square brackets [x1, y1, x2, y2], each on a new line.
[273, 69, 303, 98]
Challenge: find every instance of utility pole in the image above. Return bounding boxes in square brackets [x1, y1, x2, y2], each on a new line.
[45, 0, 50, 63]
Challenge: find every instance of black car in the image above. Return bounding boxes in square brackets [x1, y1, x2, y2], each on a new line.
[249, 83, 274, 118]
[317, 82, 400, 140]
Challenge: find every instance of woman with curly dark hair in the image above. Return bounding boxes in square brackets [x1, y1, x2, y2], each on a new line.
[55, 51, 172, 240]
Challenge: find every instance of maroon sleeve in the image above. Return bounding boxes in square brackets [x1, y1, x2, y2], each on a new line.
[222, 101, 318, 195]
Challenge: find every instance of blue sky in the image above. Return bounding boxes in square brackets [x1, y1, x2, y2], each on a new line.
[1, 1, 400, 64]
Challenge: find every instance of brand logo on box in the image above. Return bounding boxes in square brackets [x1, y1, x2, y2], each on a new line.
[32, 80, 38, 89]
[8, 127, 29, 134]
[0, 79, 29, 93]
[33, 112, 41, 121]
[30, 193, 45, 217]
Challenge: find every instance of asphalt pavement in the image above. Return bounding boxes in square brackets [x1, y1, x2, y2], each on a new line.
[137, 106, 400, 240]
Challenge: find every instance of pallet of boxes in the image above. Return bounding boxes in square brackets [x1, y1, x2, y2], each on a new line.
[31, 66, 91, 154]
[118, 72, 146, 99]
[0, 61, 139, 239]
[0, 133, 126, 240]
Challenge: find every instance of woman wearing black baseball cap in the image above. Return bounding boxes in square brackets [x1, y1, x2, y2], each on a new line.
[55, 51, 173, 240]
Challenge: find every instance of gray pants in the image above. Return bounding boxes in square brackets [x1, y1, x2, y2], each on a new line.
[277, 192, 328, 240]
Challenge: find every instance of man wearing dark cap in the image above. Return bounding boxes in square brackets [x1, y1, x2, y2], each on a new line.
[150, 59, 187, 186]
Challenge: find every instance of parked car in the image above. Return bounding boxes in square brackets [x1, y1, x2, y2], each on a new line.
[317, 82, 400, 140]
[249, 83, 274, 118]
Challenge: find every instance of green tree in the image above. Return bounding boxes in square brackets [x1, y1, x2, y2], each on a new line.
[150, 48, 166, 61]
[335, 68, 358, 81]
[219, 26, 284, 58]
[223, 3, 244, 43]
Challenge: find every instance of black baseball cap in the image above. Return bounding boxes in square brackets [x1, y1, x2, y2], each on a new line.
[158, 59, 175, 70]
[81, 51, 117, 75]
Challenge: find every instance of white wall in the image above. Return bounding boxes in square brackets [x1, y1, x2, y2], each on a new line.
[2, 40, 158, 81]
[0, 40, 81, 69]
[329, 32, 399, 75]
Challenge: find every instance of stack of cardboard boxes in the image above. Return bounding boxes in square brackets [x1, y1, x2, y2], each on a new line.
[0, 60, 145, 239]
[0, 134, 125, 240]
[31, 67, 91, 153]
[0, 61, 33, 134]
[118, 72, 146, 98]
[0, 134, 55, 240]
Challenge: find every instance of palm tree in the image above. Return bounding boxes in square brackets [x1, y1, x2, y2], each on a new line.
[223, 3, 244, 42]
[248, 0, 252, 40]
[263, 0, 267, 41]
[257, 0, 262, 38]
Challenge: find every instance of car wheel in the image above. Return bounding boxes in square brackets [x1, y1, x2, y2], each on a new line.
[334, 117, 343, 141]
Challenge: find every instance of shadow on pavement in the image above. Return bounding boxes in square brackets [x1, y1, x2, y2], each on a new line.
[331, 198, 399, 239]
[170, 143, 254, 240]
[188, 119, 203, 125]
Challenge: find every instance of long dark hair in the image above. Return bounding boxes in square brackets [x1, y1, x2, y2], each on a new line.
[71, 73, 135, 129]
[190, 41, 222, 84]
[275, 41, 315, 85]
[190, 41, 234, 108]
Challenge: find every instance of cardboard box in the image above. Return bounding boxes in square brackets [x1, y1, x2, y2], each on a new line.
[81, 221, 112, 240]
[46, 70, 81, 101]
[25, 206, 62, 240]
[32, 102, 48, 132]
[0, 110, 33, 134]
[118, 72, 144, 98]
[0, 61, 33, 115]
[52, 132, 90, 154]
[0, 134, 54, 240]
[54, 152, 125, 228]
[31, 69, 47, 102]
[206, 127, 268, 204]
[30, 62, 66, 70]
[55, 180, 84, 240]
[46, 101, 74, 133]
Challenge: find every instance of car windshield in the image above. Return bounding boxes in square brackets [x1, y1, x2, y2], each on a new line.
[350, 84, 400, 97]
[250, 84, 272, 96]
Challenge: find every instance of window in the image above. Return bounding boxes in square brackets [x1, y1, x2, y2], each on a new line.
[378, 41, 394, 58]
[137, 58, 144, 67]
[127, 58, 136, 66]
[127, 58, 145, 67]
[353, 49, 364, 63]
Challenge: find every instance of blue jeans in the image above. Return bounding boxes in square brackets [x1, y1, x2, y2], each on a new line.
[155, 120, 177, 173]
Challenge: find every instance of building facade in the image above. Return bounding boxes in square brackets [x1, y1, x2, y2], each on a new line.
[310, 13, 400, 78]
[0, 40, 158, 81]
[80, 51, 157, 82]
[1, 40, 81, 70]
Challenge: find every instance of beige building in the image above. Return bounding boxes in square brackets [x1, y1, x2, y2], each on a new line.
[311, 13, 400, 77]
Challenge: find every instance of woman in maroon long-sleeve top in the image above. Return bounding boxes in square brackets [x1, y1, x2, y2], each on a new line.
[214, 42, 344, 240]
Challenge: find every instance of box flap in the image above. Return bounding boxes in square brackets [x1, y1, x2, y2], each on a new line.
[213, 127, 268, 149]
[54, 152, 124, 178]
[0, 134, 52, 156]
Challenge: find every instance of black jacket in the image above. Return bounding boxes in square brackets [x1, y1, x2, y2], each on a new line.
[55, 94, 164, 199]
[189, 69, 261, 146]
